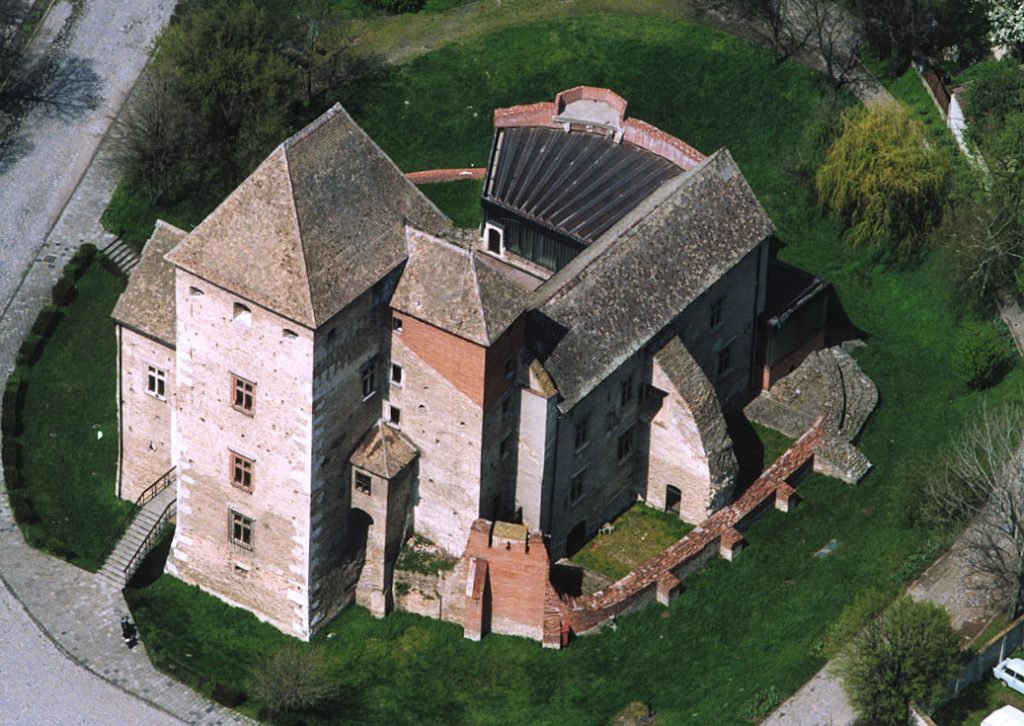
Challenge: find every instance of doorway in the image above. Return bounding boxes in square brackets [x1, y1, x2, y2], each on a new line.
[665, 485, 682, 515]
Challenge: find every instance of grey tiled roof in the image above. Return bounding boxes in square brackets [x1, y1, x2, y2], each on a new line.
[534, 149, 774, 412]
[349, 421, 418, 479]
[165, 105, 452, 328]
[111, 220, 185, 346]
[391, 229, 530, 346]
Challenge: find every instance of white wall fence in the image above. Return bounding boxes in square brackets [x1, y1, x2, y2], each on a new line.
[941, 612, 1024, 705]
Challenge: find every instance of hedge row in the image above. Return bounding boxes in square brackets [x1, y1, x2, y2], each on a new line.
[3, 244, 99, 521]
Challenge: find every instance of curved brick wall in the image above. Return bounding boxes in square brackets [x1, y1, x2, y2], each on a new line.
[405, 168, 486, 184]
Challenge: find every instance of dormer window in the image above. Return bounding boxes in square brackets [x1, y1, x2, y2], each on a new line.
[484, 222, 504, 255]
[232, 302, 251, 328]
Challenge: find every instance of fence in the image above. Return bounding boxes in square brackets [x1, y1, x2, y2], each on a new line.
[940, 611, 1024, 705]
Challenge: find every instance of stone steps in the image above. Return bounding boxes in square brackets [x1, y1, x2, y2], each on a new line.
[97, 487, 175, 588]
[99, 238, 141, 276]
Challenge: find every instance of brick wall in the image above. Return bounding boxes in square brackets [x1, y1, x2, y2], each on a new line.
[462, 520, 549, 641]
[404, 168, 485, 184]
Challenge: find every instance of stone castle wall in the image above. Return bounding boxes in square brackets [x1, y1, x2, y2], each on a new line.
[168, 269, 316, 638]
[116, 326, 174, 502]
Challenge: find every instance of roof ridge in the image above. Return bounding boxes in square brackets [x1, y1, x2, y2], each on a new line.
[284, 103, 343, 151]
[468, 250, 488, 344]
[379, 421, 390, 478]
[280, 144, 317, 327]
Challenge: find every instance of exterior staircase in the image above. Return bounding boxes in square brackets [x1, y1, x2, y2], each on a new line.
[98, 470, 176, 588]
[99, 237, 141, 276]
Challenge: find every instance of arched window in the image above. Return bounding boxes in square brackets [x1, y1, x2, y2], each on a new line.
[232, 302, 251, 327]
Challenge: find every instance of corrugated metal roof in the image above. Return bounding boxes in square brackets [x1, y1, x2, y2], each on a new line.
[484, 127, 682, 244]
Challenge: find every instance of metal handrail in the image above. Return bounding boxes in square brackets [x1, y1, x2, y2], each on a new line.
[100, 466, 176, 565]
[122, 497, 176, 587]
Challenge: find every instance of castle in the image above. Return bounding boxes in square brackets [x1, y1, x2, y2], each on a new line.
[111, 87, 826, 642]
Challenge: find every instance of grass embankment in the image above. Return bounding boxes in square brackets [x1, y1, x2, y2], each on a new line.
[571, 503, 695, 581]
[18, 266, 131, 570]
[124, 14, 1022, 724]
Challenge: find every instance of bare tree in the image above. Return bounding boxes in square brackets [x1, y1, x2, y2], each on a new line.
[696, 0, 814, 65]
[799, 0, 865, 89]
[926, 400, 1024, 622]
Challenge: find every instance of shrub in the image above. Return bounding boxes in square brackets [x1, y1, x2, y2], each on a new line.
[248, 644, 337, 718]
[4, 369, 28, 410]
[15, 334, 44, 368]
[2, 439, 22, 470]
[821, 587, 892, 659]
[4, 467, 22, 490]
[63, 261, 84, 281]
[0, 406, 20, 438]
[51, 276, 77, 306]
[365, 0, 425, 14]
[212, 682, 247, 708]
[71, 243, 96, 267]
[98, 253, 127, 281]
[8, 491, 40, 524]
[833, 596, 961, 724]
[952, 321, 1013, 389]
[816, 105, 951, 263]
[31, 304, 61, 338]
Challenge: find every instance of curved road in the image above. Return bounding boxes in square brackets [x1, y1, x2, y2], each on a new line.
[0, 0, 177, 721]
[0, 581, 182, 725]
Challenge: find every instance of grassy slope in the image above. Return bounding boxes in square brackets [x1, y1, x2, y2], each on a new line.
[571, 504, 694, 580]
[127, 14, 1024, 724]
[18, 266, 131, 570]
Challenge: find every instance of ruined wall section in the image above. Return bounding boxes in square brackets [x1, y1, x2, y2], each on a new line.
[645, 337, 738, 522]
[116, 326, 175, 502]
[168, 269, 316, 639]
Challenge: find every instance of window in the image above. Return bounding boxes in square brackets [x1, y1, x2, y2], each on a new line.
[485, 222, 504, 254]
[605, 410, 619, 436]
[619, 375, 634, 406]
[361, 357, 377, 399]
[232, 302, 251, 327]
[229, 510, 254, 550]
[189, 286, 204, 297]
[391, 363, 403, 385]
[574, 416, 589, 450]
[392, 316, 403, 333]
[502, 395, 513, 418]
[232, 374, 255, 414]
[146, 366, 166, 400]
[500, 433, 512, 459]
[504, 354, 516, 380]
[230, 451, 254, 492]
[354, 470, 372, 495]
[570, 469, 586, 502]
[717, 344, 732, 379]
[710, 297, 724, 329]
[617, 428, 634, 462]
[282, 328, 298, 340]
[389, 405, 401, 426]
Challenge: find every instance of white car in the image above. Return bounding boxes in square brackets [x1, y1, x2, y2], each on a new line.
[994, 657, 1024, 696]
[982, 705, 1024, 726]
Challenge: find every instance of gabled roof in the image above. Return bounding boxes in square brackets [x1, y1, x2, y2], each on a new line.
[165, 105, 452, 328]
[533, 149, 775, 412]
[390, 228, 530, 346]
[349, 421, 418, 479]
[111, 220, 184, 346]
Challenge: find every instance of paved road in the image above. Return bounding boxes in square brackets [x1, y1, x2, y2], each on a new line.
[0, 580, 183, 726]
[0, 0, 175, 318]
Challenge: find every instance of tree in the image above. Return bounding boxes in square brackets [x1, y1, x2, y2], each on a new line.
[799, 0, 866, 88]
[248, 643, 338, 719]
[833, 595, 961, 725]
[925, 400, 1024, 621]
[695, 0, 813, 65]
[985, 0, 1024, 54]
[816, 104, 951, 262]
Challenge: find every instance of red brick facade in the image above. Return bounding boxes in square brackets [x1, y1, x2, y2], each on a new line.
[394, 312, 488, 407]
[762, 329, 826, 390]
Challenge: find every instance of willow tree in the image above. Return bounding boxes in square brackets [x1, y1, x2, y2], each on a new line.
[816, 104, 951, 262]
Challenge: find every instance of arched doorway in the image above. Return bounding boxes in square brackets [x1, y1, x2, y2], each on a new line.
[345, 509, 373, 564]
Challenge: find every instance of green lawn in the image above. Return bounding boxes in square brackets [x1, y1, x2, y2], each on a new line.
[571, 503, 695, 581]
[120, 13, 1024, 725]
[16, 265, 132, 570]
[934, 676, 1024, 725]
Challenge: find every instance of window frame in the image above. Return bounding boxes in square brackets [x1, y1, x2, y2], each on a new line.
[569, 467, 586, 503]
[231, 374, 256, 415]
[484, 222, 505, 255]
[617, 427, 634, 463]
[619, 375, 634, 407]
[360, 357, 378, 400]
[717, 343, 733, 380]
[710, 297, 725, 329]
[146, 365, 167, 401]
[229, 509, 254, 551]
[574, 415, 589, 451]
[391, 363, 403, 386]
[229, 450, 255, 493]
[354, 469, 372, 495]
